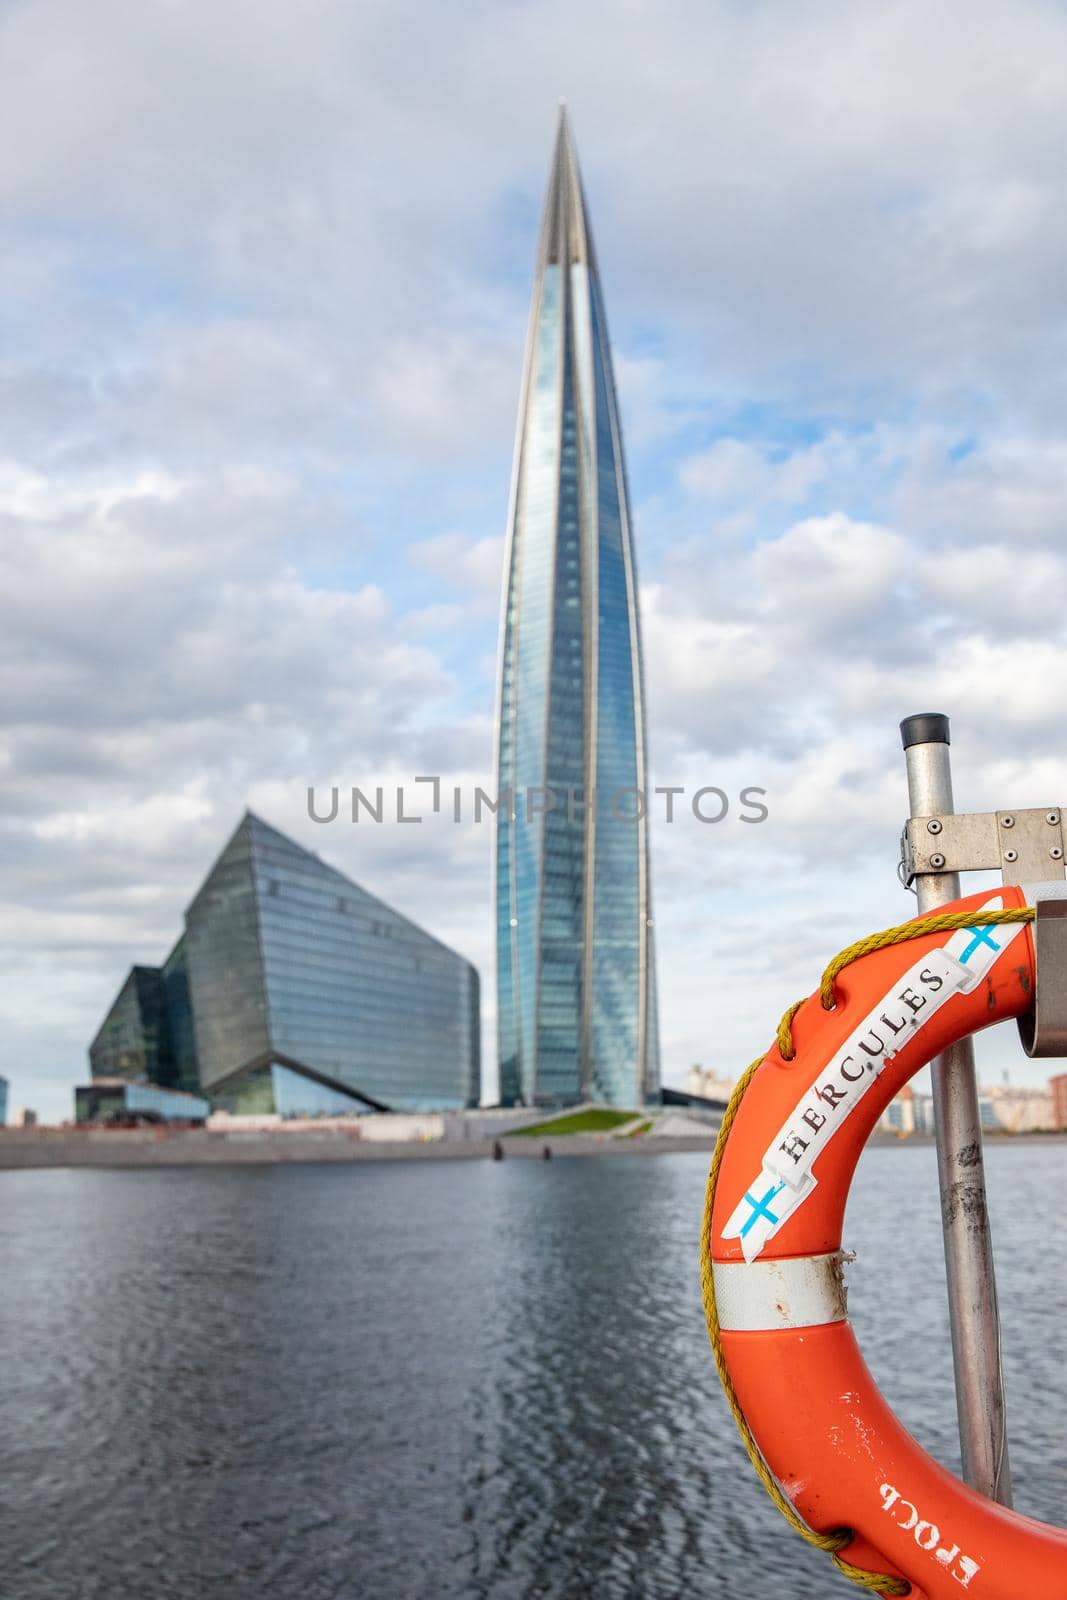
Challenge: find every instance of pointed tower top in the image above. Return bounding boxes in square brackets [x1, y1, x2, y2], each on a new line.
[537, 104, 594, 272]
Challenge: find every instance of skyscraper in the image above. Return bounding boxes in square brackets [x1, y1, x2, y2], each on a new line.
[495, 109, 660, 1108]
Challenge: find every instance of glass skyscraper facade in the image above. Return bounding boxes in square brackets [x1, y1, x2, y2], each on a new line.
[495, 111, 660, 1108]
[88, 813, 481, 1116]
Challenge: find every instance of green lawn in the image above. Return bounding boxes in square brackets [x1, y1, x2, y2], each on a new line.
[625, 1119, 653, 1138]
[515, 1107, 638, 1137]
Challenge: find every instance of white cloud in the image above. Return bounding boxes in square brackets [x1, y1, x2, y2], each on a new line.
[751, 514, 907, 623]
[372, 336, 519, 458]
[407, 531, 505, 610]
[896, 436, 1067, 546]
[681, 437, 835, 506]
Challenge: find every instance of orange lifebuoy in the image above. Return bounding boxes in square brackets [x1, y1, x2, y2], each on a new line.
[708, 884, 1067, 1599]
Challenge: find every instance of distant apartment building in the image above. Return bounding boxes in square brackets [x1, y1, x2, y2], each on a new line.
[86, 812, 481, 1117]
[984, 1082, 1055, 1133]
[1051, 1074, 1067, 1130]
[881, 1081, 1056, 1136]
[684, 1066, 737, 1104]
[880, 1084, 934, 1136]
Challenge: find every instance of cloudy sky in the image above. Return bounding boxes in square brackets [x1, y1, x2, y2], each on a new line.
[5, 0, 1067, 1120]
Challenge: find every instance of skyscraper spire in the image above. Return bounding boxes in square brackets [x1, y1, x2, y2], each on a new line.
[538, 102, 592, 271]
[494, 113, 660, 1108]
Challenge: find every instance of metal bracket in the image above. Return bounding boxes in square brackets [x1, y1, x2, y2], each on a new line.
[900, 802, 1067, 1058]
[900, 806, 1065, 888]
[1018, 898, 1067, 1057]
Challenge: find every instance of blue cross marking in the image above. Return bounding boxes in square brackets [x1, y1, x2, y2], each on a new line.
[739, 1181, 786, 1238]
[959, 924, 1001, 964]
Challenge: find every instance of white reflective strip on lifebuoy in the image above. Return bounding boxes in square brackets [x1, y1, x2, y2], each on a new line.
[713, 1251, 850, 1331]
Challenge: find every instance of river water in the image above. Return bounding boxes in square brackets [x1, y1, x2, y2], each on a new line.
[1, 1144, 1064, 1599]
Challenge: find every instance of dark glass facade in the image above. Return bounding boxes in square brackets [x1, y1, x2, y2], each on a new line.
[161, 937, 200, 1095]
[88, 813, 481, 1115]
[89, 965, 179, 1088]
[495, 111, 660, 1108]
[0, 1075, 7, 1127]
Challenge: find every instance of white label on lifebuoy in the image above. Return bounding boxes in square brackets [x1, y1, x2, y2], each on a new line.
[713, 1251, 850, 1330]
[722, 897, 1027, 1262]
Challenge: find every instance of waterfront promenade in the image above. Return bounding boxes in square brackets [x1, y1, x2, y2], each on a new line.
[0, 1100, 729, 1169]
[2, 1122, 1061, 1171]
[0, 1120, 717, 1170]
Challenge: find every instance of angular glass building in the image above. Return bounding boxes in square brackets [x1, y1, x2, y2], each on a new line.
[87, 813, 481, 1116]
[89, 959, 198, 1094]
[495, 110, 660, 1108]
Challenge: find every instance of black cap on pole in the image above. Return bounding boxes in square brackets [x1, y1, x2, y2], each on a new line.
[900, 712, 951, 750]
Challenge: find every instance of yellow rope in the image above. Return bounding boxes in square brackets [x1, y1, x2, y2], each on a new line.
[815, 907, 1034, 1019]
[700, 904, 1035, 1597]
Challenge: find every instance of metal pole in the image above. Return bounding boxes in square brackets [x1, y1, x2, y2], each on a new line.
[900, 713, 1012, 1505]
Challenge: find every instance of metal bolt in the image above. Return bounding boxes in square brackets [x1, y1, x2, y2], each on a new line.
[930, 852, 946, 869]
[1048, 812, 1061, 826]
[1001, 815, 1015, 828]
[1051, 847, 1064, 862]
[1004, 848, 1018, 863]
[927, 818, 943, 835]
